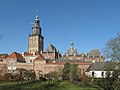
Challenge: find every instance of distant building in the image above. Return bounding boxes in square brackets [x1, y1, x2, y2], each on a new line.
[33, 54, 46, 79]
[6, 52, 32, 73]
[88, 49, 104, 62]
[42, 44, 62, 59]
[63, 41, 104, 62]
[65, 41, 79, 56]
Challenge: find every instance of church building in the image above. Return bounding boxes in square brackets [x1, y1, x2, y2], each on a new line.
[28, 16, 44, 54]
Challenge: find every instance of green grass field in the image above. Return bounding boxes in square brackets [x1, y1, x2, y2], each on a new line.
[48, 81, 100, 90]
[0, 81, 103, 90]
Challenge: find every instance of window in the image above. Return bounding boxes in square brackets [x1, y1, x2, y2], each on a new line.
[30, 59, 32, 63]
[8, 70, 10, 72]
[101, 71, 104, 77]
[13, 70, 15, 72]
[0, 60, 3, 62]
[92, 71, 94, 77]
[106, 71, 111, 78]
[36, 64, 39, 67]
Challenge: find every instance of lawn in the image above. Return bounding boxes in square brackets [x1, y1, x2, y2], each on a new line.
[48, 81, 102, 90]
[0, 81, 103, 90]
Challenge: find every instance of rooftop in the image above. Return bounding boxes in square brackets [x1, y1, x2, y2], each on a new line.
[7, 52, 25, 61]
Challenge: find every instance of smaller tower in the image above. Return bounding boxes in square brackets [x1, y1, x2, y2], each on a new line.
[28, 15, 44, 54]
[66, 41, 79, 56]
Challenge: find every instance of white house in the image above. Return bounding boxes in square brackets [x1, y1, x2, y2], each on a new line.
[86, 61, 112, 78]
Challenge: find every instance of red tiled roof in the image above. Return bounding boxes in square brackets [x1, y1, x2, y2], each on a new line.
[35, 51, 40, 55]
[24, 51, 40, 56]
[0, 54, 9, 59]
[34, 54, 45, 61]
[7, 52, 25, 60]
[24, 52, 33, 56]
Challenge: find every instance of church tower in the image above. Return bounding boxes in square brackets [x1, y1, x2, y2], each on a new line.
[28, 16, 44, 54]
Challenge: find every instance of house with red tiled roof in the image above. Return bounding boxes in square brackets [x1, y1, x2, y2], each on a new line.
[7, 52, 25, 62]
[22, 51, 38, 64]
[33, 54, 46, 79]
[0, 54, 9, 59]
[0, 54, 9, 63]
[34, 54, 45, 61]
[23, 52, 33, 56]
[6, 52, 32, 73]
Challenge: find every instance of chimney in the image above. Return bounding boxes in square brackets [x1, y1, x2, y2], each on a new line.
[40, 51, 43, 54]
[53, 61, 55, 63]
[22, 52, 24, 57]
[33, 52, 35, 56]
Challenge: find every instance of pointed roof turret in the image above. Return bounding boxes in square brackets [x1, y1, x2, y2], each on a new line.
[32, 15, 42, 35]
[65, 41, 79, 56]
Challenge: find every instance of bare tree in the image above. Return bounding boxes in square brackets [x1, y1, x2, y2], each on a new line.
[103, 32, 120, 90]
[104, 32, 120, 62]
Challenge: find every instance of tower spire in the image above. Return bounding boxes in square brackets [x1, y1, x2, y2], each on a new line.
[32, 10, 41, 35]
[70, 40, 74, 49]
